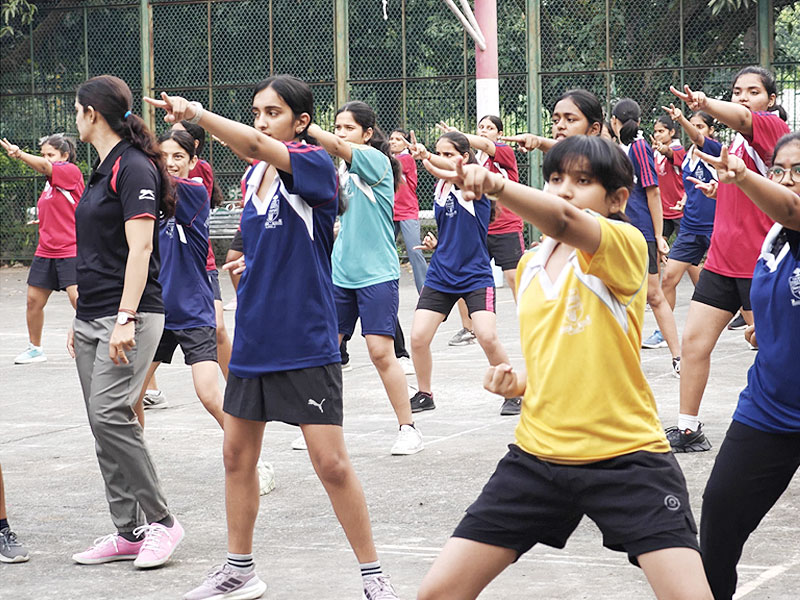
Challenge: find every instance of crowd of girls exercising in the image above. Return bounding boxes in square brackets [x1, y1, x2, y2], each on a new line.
[1, 63, 796, 600]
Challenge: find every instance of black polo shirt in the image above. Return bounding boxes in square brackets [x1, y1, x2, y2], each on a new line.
[75, 140, 164, 320]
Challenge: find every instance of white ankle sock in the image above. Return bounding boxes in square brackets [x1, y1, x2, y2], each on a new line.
[678, 414, 700, 432]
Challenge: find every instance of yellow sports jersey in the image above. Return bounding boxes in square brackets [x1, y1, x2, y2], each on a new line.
[514, 214, 670, 463]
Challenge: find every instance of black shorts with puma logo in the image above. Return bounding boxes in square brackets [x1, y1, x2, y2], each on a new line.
[224, 362, 343, 426]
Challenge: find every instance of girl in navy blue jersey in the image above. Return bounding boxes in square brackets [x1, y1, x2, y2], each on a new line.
[146, 75, 399, 600]
[611, 98, 681, 377]
[657, 107, 721, 314]
[403, 131, 520, 415]
[695, 132, 800, 600]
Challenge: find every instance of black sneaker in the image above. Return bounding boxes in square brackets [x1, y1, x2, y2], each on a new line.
[727, 313, 747, 330]
[410, 391, 435, 413]
[665, 424, 712, 453]
[500, 397, 522, 416]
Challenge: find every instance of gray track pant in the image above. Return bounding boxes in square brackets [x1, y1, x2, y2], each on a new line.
[73, 313, 169, 533]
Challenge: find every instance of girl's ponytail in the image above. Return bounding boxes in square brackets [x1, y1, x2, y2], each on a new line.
[612, 98, 642, 146]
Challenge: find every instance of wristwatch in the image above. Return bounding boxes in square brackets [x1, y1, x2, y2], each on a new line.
[116, 310, 138, 325]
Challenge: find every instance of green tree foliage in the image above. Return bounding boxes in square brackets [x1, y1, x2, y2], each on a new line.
[0, 0, 36, 38]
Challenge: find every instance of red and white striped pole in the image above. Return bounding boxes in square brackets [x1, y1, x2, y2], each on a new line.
[474, 0, 499, 119]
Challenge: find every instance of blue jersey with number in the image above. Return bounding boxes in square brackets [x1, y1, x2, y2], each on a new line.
[734, 225, 800, 433]
[424, 181, 494, 294]
[158, 177, 215, 330]
[229, 143, 341, 376]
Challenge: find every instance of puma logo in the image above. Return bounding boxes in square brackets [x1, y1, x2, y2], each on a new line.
[308, 398, 327, 413]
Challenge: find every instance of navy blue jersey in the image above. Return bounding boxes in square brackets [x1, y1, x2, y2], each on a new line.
[734, 225, 800, 433]
[158, 177, 215, 330]
[424, 181, 494, 294]
[229, 143, 340, 376]
[621, 137, 658, 242]
[680, 138, 721, 236]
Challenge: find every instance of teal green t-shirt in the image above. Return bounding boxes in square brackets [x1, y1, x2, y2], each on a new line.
[332, 144, 400, 288]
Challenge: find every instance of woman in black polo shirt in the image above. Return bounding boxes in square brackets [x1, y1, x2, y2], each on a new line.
[67, 75, 184, 568]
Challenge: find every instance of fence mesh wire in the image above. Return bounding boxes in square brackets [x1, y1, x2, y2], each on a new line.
[1, 0, 798, 260]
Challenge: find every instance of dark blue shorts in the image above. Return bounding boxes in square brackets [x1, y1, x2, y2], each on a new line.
[27, 256, 76, 291]
[207, 268, 222, 301]
[669, 232, 711, 266]
[334, 279, 399, 338]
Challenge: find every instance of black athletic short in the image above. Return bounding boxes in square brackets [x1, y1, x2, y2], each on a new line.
[452, 445, 699, 566]
[229, 230, 244, 253]
[207, 268, 222, 302]
[487, 232, 525, 271]
[692, 269, 752, 314]
[27, 256, 76, 291]
[646, 241, 659, 275]
[153, 326, 217, 365]
[224, 363, 344, 426]
[416, 285, 496, 319]
[663, 218, 681, 241]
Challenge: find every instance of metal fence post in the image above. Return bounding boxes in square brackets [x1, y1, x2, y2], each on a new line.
[140, 0, 155, 130]
[334, 0, 350, 108]
[526, 0, 542, 190]
[758, 0, 773, 69]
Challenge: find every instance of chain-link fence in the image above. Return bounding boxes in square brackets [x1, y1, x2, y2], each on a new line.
[1, 0, 798, 260]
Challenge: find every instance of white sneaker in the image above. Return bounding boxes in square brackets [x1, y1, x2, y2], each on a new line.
[143, 389, 168, 410]
[256, 460, 276, 495]
[397, 356, 415, 375]
[362, 574, 400, 599]
[390, 424, 424, 455]
[14, 343, 46, 364]
[291, 435, 307, 451]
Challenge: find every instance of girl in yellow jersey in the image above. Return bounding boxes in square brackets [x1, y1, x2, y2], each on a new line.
[416, 135, 712, 600]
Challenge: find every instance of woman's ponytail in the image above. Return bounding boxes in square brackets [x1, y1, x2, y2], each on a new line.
[77, 75, 175, 218]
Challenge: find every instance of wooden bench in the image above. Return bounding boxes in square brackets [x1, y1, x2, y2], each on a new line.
[208, 205, 242, 241]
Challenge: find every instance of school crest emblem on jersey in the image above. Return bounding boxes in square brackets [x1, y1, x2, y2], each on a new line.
[790, 267, 800, 307]
[445, 195, 457, 218]
[264, 194, 282, 229]
[694, 165, 707, 182]
[561, 288, 591, 335]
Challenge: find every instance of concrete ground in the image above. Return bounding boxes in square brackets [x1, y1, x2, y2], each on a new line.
[1, 264, 798, 600]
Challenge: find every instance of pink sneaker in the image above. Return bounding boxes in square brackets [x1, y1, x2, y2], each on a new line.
[72, 533, 143, 564]
[132, 518, 184, 569]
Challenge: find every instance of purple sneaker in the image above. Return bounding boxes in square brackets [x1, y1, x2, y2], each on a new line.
[132, 518, 184, 569]
[72, 533, 143, 564]
[184, 564, 267, 600]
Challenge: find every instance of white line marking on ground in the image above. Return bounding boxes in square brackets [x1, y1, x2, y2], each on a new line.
[425, 422, 505, 446]
[733, 560, 798, 598]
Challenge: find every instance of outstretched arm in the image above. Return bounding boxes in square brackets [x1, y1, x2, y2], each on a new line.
[500, 133, 556, 154]
[695, 146, 800, 230]
[436, 122, 495, 156]
[670, 85, 753, 138]
[424, 158, 605, 254]
[144, 93, 292, 172]
[662, 104, 705, 149]
[0, 138, 53, 177]
[307, 124, 353, 163]
[404, 130, 453, 171]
